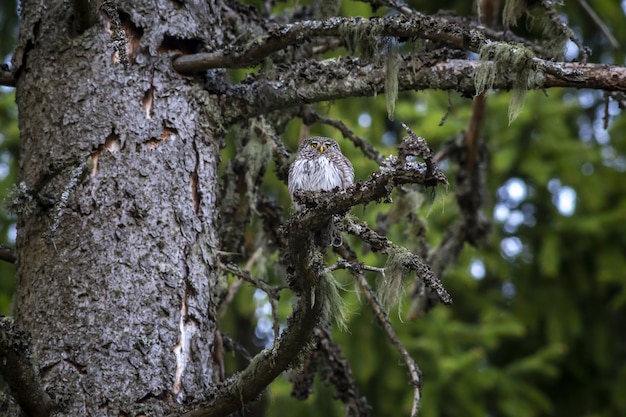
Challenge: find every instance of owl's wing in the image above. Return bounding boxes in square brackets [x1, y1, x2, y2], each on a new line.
[340, 155, 355, 187]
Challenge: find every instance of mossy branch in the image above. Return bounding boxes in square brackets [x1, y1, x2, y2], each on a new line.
[222, 55, 625, 124]
[173, 15, 488, 72]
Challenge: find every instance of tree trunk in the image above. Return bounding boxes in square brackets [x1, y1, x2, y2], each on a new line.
[10, 1, 226, 415]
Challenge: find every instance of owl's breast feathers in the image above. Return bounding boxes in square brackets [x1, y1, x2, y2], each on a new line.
[289, 156, 348, 195]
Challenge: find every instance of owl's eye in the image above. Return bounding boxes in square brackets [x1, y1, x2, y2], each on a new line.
[310, 142, 318, 149]
[325, 142, 333, 149]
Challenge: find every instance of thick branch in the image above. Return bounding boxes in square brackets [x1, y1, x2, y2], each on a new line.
[0, 244, 17, 263]
[178, 208, 331, 417]
[287, 158, 446, 238]
[0, 317, 53, 417]
[180, 280, 322, 417]
[172, 14, 487, 72]
[222, 56, 626, 123]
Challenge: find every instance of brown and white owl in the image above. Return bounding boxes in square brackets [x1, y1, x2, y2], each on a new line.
[288, 136, 354, 246]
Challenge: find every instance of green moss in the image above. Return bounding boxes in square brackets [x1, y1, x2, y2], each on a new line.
[502, 0, 526, 28]
[475, 42, 542, 124]
[384, 38, 399, 121]
[318, 269, 348, 330]
[379, 246, 413, 309]
[339, 20, 381, 60]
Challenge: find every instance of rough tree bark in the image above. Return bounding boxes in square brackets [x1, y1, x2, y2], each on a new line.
[7, 1, 226, 415]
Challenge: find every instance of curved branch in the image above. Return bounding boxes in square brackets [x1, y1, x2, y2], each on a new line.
[0, 317, 53, 417]
[177, 206, 331, 417]
[180, 297, 322, 417]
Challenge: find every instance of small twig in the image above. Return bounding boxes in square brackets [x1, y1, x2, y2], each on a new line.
[219, 261, 286, 344]
[219, 262, 286, 301]
[578, 0, 619, 50]
[539, 0, 590, 62]
[330, 258, 386, 275]
[221, 333, 253, 362]
[399, 123, 436, 177]
[344, 218, 452, 305]
[438, 92, 452, 127]
[218, 246, 266, 314]
[301, 108, 385, 165]
[608, 92, 626, 110]
[352, 266, 421, 417]
[603, 92, 611, 130]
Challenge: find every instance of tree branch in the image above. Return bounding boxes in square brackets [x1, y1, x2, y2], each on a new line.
[172, 14, 488, 73]
[0, 66, 15, 88]
[286, 132, 447, 238]
[221, 55, 626, 123]
[0, 244, 17, 264]
[351, 265, 422, 417]
[179, 267, 324, 417]
[0, 317, 53, 417]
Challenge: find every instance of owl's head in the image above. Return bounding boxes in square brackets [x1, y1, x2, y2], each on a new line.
[298, 136, 340, 157]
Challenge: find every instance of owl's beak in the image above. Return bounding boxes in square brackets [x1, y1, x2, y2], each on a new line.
[318, 145, 326, 153]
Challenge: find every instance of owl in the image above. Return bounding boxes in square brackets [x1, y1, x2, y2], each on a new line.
[288, 136, 354, 246]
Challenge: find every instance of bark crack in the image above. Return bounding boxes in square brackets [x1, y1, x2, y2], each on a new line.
[173, 274, 199, 402]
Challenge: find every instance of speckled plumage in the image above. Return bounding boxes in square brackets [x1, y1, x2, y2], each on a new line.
[288, 137, 354, 247]
[288, 137, 354, 209]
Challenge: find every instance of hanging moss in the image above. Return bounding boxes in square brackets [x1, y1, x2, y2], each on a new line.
[379, 246, 414, 310]
[475, 42, 543, 124]
[541, 11, 572, 60]
[339, 20, 382, 60]
[242, 119, 274, 211]
[502, 0, 527, 28]
[384, 37, 399, 121]
[318, 268, 348, 331]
